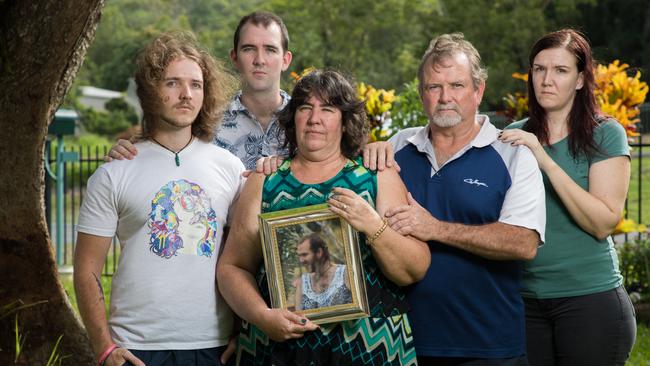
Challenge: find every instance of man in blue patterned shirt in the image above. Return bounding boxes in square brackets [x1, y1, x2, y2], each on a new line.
[107, 11, 293, 169]
[215, 11, 292, 169]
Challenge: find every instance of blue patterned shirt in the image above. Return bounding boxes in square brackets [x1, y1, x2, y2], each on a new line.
[213, 90, 290, 169]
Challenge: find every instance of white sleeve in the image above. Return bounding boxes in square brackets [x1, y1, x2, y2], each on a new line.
[388, 127, 421, 152]
[76, 167, 118, 237]
[498, 146, 546, 244]
[226, 160, 246, 226]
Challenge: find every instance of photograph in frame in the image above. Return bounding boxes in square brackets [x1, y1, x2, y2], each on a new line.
[259, 203, 369, 324]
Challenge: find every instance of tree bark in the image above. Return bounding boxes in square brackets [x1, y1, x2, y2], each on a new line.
[0, 1, 104, 364]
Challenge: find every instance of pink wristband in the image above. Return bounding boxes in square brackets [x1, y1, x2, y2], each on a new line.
[97, 343, 118, 366]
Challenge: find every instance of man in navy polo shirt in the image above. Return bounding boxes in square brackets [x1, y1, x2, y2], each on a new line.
[380, 33, 546, 365]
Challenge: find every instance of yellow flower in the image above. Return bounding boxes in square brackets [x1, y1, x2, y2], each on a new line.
[614, 217, 648, 234]
[594, 60, 648, 138]
[506, 60, 648, 138]
[291, 67, 316, 82]
[357, 82, 396, 140]
[357, 82, 368, 98]
[512, 72, 528, 82]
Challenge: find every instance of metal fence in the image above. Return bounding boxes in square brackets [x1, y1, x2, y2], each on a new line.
[45, 142, 120, 275]
[46, 104, 650, 275]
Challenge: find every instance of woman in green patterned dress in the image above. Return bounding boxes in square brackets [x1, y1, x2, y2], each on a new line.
[217, 69, 431, 366]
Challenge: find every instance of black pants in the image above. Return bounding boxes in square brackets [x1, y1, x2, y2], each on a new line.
[417, 356, 528, 366]
[524, 286, 636, 366]
[123, 346, 233, 366]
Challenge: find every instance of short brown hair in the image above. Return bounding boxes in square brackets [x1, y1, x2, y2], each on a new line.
[135, 30, 236, 142]
[417, 33, 487, 93]
[233, 11, 290, 52]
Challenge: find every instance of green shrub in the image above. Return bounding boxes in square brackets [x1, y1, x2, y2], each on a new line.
[618, 238, 650, 300]
[79, 97, 138, 137]
[389, 79, 428, 132]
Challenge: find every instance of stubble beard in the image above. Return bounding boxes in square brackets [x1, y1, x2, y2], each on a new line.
[309, 258, 327, 275]
[158, 110, 198, 131]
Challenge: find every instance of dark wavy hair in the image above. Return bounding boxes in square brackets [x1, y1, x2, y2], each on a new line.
[135, 30, 236, 142]
[525, 28, 600, 158]
[233, 11, 289, 52]
[278, 69, 368, 159]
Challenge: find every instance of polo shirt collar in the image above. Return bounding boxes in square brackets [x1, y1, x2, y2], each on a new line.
[405, 114, 498, 170]
[470, 114, 499, 147]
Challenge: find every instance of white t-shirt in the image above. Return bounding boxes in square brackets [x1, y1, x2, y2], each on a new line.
[77, 139, 245, 350]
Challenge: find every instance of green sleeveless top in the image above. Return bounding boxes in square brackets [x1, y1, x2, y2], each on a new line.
[235, 156, 416, 366]
[259, 156, 408, 315]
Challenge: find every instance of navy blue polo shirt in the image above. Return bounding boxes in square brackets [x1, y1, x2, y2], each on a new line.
[390, 116, 545, 358]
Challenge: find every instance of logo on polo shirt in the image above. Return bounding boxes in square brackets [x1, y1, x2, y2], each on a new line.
[463, 178, 488, 188]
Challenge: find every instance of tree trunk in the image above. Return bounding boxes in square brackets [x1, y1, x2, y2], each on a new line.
[0, 1, 104, 364]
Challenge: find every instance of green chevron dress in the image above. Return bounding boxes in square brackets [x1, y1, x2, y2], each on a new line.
[236, 157, 417, 366]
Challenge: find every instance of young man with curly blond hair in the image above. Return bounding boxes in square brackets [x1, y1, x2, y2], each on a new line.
[74, 31, 244, 366]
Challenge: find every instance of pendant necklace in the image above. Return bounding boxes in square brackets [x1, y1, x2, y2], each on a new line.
[151, 135, 193, 167]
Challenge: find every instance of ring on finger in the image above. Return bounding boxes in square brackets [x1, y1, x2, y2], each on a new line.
[343, 204, 348, 210]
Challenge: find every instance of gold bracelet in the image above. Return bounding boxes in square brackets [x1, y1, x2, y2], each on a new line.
[367, 218, 388, 245]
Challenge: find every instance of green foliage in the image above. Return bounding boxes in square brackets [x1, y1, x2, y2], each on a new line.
[60, 274, 113, 316]
[79, 108, 130, 137]
[1, 300, 67, 365]
[14, 315, 24, 362]
[618, 239, 650, 297]
[70, 133, 114, 147]
[389, 79, 428, 133]
[78, 97, 138, 138]
[105, 98, 139, 122]
[70, 0, 647, 113]
[272, 0, 440, 90]
[628, 323, 650, 365]
[45, 335, 69, 366]
[77, 0, 264, 91]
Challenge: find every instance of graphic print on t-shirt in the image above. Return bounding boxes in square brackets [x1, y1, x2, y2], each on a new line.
[148, 179, 218, 259]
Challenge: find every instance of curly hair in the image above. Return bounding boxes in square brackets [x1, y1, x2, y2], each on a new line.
[524, 29, 600, 158]
[135, 30, 236, 142]
[418, 33, 488, 93]
[278, 69, 368, 159]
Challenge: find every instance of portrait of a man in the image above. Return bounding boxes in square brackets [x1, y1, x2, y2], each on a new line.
[293, 233, 352, 310]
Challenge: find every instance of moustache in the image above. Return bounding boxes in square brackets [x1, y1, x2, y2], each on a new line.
[435, 105, 460, 113]
[174, 102, 194, 110]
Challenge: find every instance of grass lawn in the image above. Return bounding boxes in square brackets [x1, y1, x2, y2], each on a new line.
[60, 273, 111, 316]
[628, 322, 650, 365]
